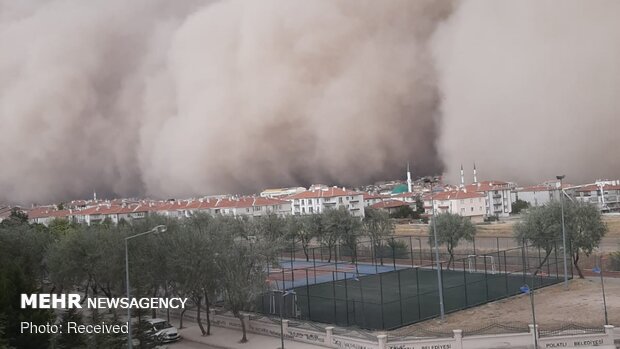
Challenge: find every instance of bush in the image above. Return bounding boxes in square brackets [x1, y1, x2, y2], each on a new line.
[376, 239, 409, 259]
[609, 251, 620, 271]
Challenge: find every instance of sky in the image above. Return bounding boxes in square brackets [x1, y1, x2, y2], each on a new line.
[0, 0, 618, 204]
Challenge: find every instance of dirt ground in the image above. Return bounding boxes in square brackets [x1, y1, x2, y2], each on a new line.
[395, 215, 620, 238]
[390, 277, 619, 335]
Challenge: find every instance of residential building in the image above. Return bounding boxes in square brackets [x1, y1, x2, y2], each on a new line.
[464, 181, 516, 217]
[423, 189, 486, 222]
[260, 187, 306, 198]
[512, 180, 566, 208]
[370, 199, 412, 215]
[571, 180, 620, 213]
[286, 185, 365, 217]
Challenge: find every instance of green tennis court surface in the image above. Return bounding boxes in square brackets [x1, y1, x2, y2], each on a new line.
[293, 267, 562, 329]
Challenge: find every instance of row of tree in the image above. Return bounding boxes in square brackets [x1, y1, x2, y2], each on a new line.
[0, 207, 394, 347]
[0, 198, 607, 347]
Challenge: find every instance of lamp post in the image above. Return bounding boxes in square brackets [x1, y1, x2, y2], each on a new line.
[275, 289, 295, 349]
[520, 283, 538, 349]
[125, 225, 167, 349]
[556, 175, 568, 290]
[592, 257, 609, 325]
[425, 178, 445, 320]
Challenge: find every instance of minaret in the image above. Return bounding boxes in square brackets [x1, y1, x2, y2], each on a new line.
[407, 162, 412, 193]
[460, 164, 465, 187]
[93, 190, 97, 201]
[473, 162, 478, 184]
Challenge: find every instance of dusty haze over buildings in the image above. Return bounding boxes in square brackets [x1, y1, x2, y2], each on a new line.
[0, 0, 618, 204]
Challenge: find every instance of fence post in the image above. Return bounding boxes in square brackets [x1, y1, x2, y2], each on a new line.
[344, 273, 350, 326]
[305, 269, 311, 320]
[397, 269, 403, 326]
[415, 267, 421, 321]
[484, 255, 489, 301]
[282, 319, 289, 333]
[503, 250, 509, 294]
[379, 273, 385, 329]
[604, 325, 615, 345]
[332, 271, 337, 324]
[325, 326, 334, 347]
[313, 248, 317, 283]
[462, 260, 468, 307]
[529, 324, 538, 347]
[392, 237, 397, 270]
[377, 334, 387, 349]
[409, 236, 415, 267]
[452, 329, 463, 349]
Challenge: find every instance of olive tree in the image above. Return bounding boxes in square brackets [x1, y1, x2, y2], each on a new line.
[514, 200, 606, 278]
[428, 212, 476, 269]
[363, 208, 394, 265]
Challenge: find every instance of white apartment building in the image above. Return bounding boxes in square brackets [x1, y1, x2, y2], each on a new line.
[424, 190, 486, 221]
[287, 186, 365, 217]
[260, 187, 306, 198]
[211, 197, 292, 217]
[464, 181, 515, 218]
[571, 180, 620, 213]
[512, 180, 565, 208]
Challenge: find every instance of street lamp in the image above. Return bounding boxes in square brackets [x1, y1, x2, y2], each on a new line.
[424, 178, 445, 320]
[125, 225, 167, 349]
[274, 289, 296, 349]
[592, 257, 609, 325]
[556, 175, 568, 290]
[520, 284, 538, 349]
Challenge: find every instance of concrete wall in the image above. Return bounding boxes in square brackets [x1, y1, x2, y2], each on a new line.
[199, 310, 616, 349]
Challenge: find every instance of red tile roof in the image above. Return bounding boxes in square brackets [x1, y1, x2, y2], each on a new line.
[464, 180, 513, 193]
[287, 187, 361, 199]
[576, 184, 620, 192]
[424, 190, 485, 201]
[371, 200, 409, 209]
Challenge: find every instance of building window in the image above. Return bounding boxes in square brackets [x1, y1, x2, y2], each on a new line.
[309, 199, 313, 205]
[460, 200, 464, 204]
[302, 207, 305, 213]
[471, 207, 474, 212]
[309, 207, 314, 213]
[339, 197, 343, 203]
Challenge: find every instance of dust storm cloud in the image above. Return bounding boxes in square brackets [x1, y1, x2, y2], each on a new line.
[434, 0, 620, 185]
[1, 0, 619, 204]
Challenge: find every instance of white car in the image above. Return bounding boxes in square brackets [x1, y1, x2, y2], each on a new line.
[143, 318, 181, 343]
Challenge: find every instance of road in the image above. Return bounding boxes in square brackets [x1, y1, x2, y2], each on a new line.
[166, 339, 218, 349]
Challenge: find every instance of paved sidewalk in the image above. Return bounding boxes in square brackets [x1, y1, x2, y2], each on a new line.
[176, 323, 328, 349]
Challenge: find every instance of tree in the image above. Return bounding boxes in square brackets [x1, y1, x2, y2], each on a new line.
[363, 208, 394, 264]
[0, 220, 55, 348]
[511, 199, 530, 214]
[324, 207, 362, 263]
[428, 213, 476, 269]
[0, 208, 29, 228]
[565, 202, 606, 278]
[54, 309, 87, 349]
[284, 216, 311, 261]
[389, 205, 414, 219]
[515, 200, 606, 278]
[216, 218, 276, 343]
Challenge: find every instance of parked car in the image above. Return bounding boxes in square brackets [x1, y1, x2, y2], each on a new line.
[141, 318, 181, 344]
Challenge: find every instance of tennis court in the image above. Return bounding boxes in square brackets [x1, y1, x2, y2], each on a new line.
[257, 237, 570, 330]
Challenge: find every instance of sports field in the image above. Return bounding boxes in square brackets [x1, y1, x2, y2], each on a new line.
[257, 237, 569, 330]
[293, 267, 562, 329]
